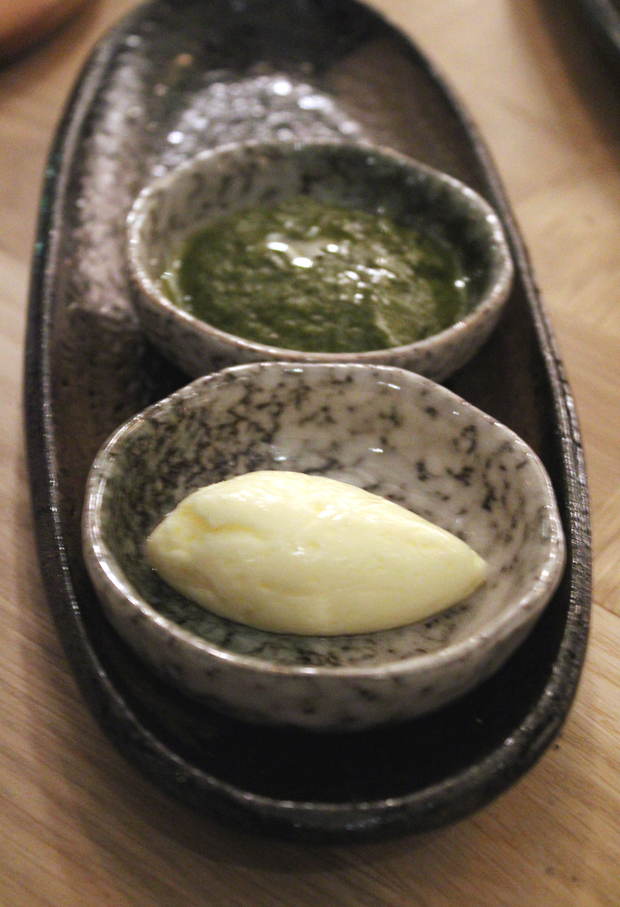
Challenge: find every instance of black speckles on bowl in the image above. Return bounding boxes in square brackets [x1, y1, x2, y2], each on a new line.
[25, 0, 590, 841]
[82, 362, 565, 730]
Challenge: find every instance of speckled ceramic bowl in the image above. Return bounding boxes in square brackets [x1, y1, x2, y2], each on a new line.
[82, 362, 565, 732]
[127, 141, 514, 382]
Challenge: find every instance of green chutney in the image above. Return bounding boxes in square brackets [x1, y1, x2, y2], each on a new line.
[161, 196, 470, 353]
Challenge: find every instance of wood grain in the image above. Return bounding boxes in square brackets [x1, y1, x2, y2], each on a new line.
[2, 0, 619, 904]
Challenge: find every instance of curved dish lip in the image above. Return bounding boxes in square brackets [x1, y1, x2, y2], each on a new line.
[82, 360, 566, 684]
[125, 139, 514, 367]
[23, 0, 591, 841]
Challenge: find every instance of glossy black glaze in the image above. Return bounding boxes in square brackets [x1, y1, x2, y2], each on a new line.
[24, 0, 590, 841]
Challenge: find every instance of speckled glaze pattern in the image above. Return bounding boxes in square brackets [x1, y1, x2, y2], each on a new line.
[127, 141, 514, 382]
[83, 362, 565, 731]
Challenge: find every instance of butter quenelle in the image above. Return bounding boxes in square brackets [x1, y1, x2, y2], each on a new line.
[146, 471, 487, 636]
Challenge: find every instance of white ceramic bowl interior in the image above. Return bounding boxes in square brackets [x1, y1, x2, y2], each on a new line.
[127, 141, 514, 382]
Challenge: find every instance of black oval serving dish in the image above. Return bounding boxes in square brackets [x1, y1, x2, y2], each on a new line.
[24, 0, 591, 842]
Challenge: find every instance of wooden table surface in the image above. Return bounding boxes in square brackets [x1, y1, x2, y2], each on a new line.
[1, 0, 619, 904]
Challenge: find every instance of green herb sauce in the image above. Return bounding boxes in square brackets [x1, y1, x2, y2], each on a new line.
[161, 197, 470, 353]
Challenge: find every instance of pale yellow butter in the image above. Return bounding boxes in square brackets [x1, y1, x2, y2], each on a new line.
[146, 470, 487, 635]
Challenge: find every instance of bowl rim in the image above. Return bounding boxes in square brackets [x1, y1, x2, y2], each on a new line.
[83, 361, 566, 681]
[125, 139, 515, 361]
